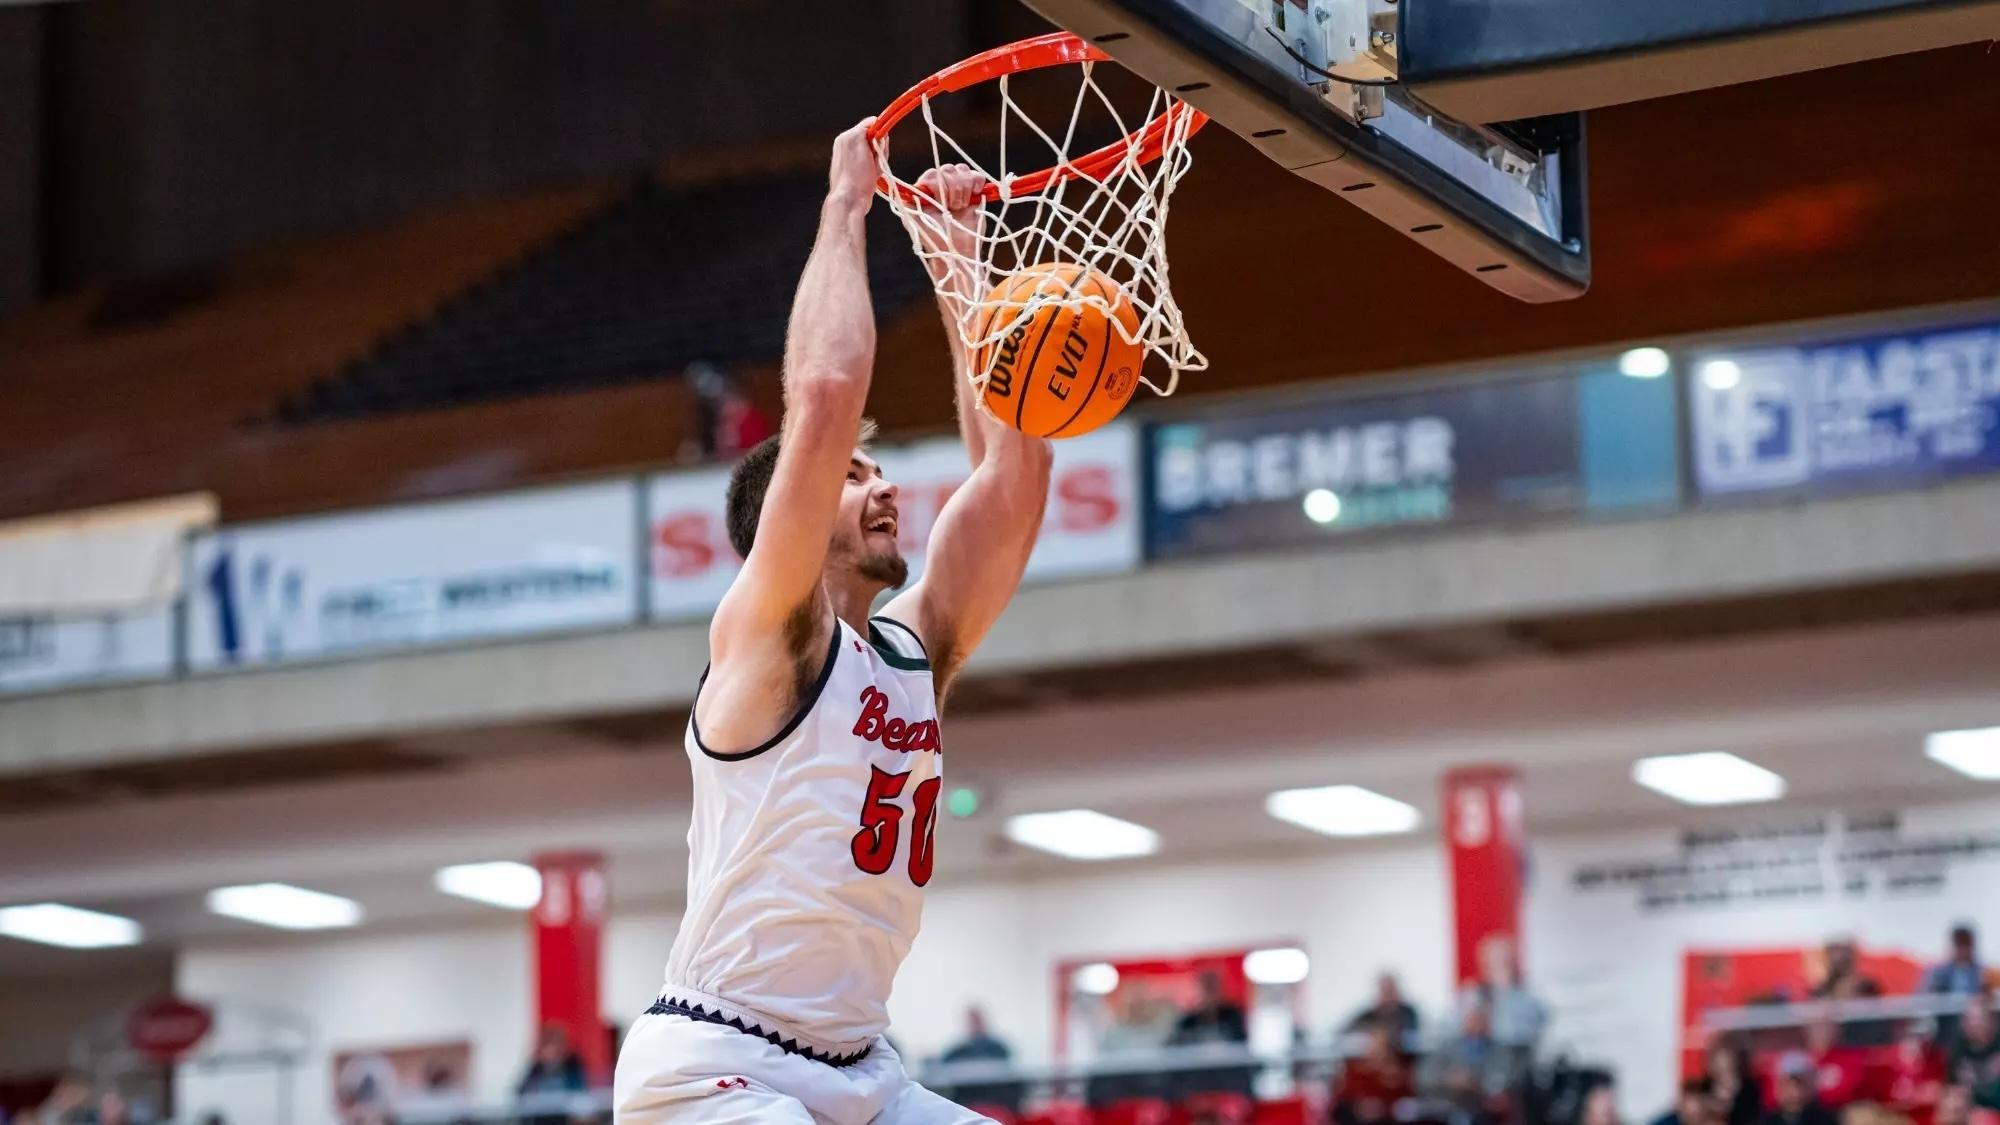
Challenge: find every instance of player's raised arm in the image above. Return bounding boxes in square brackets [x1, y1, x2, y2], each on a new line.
[710, 120, 880, 654]
[881, 165, 1055, 691]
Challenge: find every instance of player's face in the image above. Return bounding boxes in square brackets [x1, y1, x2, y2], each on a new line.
[832, 451, 907, 588]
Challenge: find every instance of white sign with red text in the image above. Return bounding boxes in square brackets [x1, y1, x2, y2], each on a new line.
[647, 422, 1141, 620]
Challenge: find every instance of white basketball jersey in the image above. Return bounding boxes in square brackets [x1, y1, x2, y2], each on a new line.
[665, 615, 942, 1055]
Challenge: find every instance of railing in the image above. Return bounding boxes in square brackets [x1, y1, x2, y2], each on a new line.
[363, 1036, 1608, 1125]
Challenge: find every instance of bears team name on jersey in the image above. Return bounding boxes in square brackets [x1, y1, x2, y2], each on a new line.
[850, 686, 941, 754]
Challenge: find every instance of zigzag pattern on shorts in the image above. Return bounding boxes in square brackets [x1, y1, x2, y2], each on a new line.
[646, 996, 873, 1068]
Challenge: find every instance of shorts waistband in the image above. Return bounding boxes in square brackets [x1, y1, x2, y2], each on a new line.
[648, 988, 874, 1069]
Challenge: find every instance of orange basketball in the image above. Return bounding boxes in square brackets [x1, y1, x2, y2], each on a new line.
[972, 263, 1143, 439]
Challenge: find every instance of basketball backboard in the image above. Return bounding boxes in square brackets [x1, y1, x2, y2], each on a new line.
[1023, 0, 1592, 303]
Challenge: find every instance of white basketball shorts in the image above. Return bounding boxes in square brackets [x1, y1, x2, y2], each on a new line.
[613, 1010, 999, 1125]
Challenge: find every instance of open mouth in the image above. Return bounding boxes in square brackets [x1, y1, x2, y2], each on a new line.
[865, 513, 898, 537]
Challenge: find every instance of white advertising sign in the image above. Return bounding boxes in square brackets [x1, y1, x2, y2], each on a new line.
[186, 481, 639, 669]
[0, 608, 176, 695]
[648, 422, 1142, 620]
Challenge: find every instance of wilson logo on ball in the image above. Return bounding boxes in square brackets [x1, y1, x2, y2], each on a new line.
[972, 263, 1144, 439]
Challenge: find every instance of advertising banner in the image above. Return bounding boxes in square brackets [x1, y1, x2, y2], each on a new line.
[0, 608, 175, 695]
[1689, 318, 2000, 498]
[187, 481, 639, 669]
[1144, 366, 1679, 559]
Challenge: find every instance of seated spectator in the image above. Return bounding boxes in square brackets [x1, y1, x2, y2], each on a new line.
[1426, 998, 1521, 1114]
[1654, 1078, 1723, 1125]
[1583, 1081, 1625, 1125]
[1813, 938, 1883, 1000]
[679, 361, 774, 464]
[1885, 1025, 1946, 1125]
[1766, 1053, 1841, 1125]
[1805, 1013, 1875, 1109]
[1171, 972, 1249, 1046]
[943, 1007, 1012, 1065]
[1169, 972, 1254, 1100]
[1460, 934, 1547, 1051]
[94, 1093, 131, 1125]
[1347, 972, 1421, 1043]
[1707, 1036, 1767, 1125]
[938, 1007, 1023, 1115]
[1335, 1025, 1418, 1125]
[1935, 1085, 1972, 1125]
[1926, 927, 1987, 997]
[1949, 997, 2000, 1091]
[517, 1023, 587, 1125]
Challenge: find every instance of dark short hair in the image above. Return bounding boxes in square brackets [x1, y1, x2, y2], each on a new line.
[724, 418, 877, 560]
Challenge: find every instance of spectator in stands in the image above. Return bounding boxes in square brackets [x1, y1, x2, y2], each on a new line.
[1926, 926, 1986, 997]
[1885, 1024, 1945, 1125]
[942, 1006, 1012, 1065]
[1935, 1085, 1973, 1125]
[1102, 981, 1179, 1054]
[92, 1094, 130, 1125]
[680, 361, 773, 464]
[516, 1022, 588, 1125]
[1091, 981, 1179, 1106]
[1766, 1052, 1840, 1125]
[1707, 1036, 1766, 1125]
[1460, 934, 1547, 1052]
[1335, 1025, 1418, 1125]
[1582, 1081, 1624, 1125]
[937, 1007, 1023, 1116]
[1949, 996, 2000, 1090]
[1813, 937, 1883, 1000]
[1426, 997, 1519, 1112]
[1346, 972, 1422, 1043]
[1654, 1078, 1722, 1125]
[1806, 1012, 1874, 1109]
[1170, 972, 1255, 1101]
[1171, 972, 1250, 1045]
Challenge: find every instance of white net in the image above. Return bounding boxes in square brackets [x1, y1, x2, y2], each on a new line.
[875, 54, 1206, 397]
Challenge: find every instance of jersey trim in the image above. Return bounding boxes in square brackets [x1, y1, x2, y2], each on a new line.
[688, 623, 842, 762]
[647, 996, 873, 1068]
[867, 616, 930, 670]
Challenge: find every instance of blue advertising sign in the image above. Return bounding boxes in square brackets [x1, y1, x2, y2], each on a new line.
[1689, 319, 2000, 498]
[1145, 366, 1679, 560]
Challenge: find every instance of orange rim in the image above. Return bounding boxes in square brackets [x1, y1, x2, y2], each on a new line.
[869, 31, 1209, 205]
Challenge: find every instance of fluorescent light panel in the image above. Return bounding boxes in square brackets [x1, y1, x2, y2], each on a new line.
[434, 862, 542, 910]
[1244, 947, 1310, 985]
[1700, 359, 1743, 390]
[0, 903, 142, 949]
[1004, 809, 1159, 861]
[1632, 752, 1785, 806]
[1073, 962, 1121, 995]
[1618, 347, 1671, 378]
[1266, 785, 1420, 837]
[1927, 726, 2000, 779]
[206, 883, 362, 930]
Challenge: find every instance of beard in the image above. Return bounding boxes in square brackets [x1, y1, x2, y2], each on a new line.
[858, 550, 909, 589]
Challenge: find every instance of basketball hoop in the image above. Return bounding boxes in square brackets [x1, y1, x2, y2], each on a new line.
[869, 33, 1210, 396]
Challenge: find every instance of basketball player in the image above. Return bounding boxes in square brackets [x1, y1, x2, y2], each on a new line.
[613, 120, 1051, 1124]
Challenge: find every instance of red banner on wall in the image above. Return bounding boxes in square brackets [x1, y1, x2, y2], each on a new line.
[534, 851, 609, 1084]
[1443, 766, 1527, 990]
